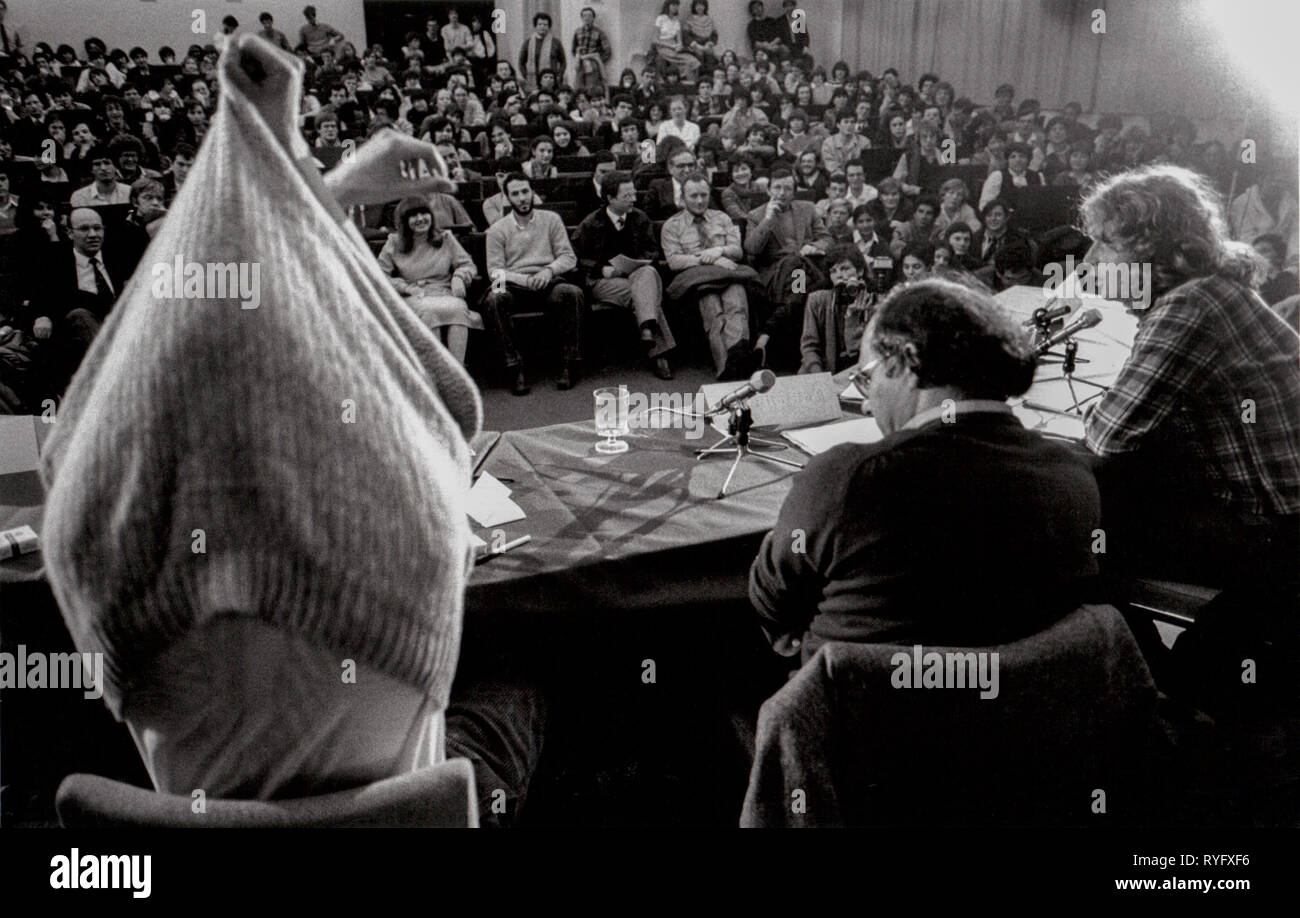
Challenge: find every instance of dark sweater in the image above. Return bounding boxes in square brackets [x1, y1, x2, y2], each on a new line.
[571, 205, 660, 282]
[750, 409, 1102, 659]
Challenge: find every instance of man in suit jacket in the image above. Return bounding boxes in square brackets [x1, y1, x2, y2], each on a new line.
[645, 147, 698, 220]
[572, 172, 675, 380]
[25, 207, 130, 393]
[744, 167, 832, 370]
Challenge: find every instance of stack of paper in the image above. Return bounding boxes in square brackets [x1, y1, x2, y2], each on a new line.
[466, 473, 526, 527]
[782, 417, 885, 455]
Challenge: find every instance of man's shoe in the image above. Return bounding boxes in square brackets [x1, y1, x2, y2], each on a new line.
[653, 356, 674, 380]
[510, 368, 531, 396]
[720, 343, 750, 381]
[640, 325, 657, 352]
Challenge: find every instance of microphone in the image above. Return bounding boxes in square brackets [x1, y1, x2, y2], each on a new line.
[1034, 308, 1102, 356]
[1025, 303, 1073, 327]
[708, 369, 776, 414]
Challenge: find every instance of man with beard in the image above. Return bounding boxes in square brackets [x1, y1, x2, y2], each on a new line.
[479, 173, 584, 395]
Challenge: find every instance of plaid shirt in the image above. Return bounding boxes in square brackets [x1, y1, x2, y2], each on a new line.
[572, 25, 611, 63]
[1085, 274, 1300, 517]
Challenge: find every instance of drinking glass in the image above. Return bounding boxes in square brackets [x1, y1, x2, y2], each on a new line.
[593, 385, 630, 454]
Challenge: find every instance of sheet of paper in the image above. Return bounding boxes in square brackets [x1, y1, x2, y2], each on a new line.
[468, 531, 487, 550]
[466, 473, 526, 528]
[782, 416, 885, 455]
[1012, 404, 1086, 440]
[609, 254, 652, 275]
[0, 416, 40, 474]
[700, 372, 842, 434]
[840, 382, 865, 403]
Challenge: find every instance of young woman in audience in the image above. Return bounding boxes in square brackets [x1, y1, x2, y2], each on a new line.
[551, 123, 590, 157]
[684, 0, 719, 70]
[1039, 117, 1073, 179]
[883, 110, 910, 150]
[644, 101, 667, 141]
[721, 154, 769, 222]
[377, 197, 481, 364]
[654, 1, 702, 83]
[932, 177, 981, 239]
[657, 96, 701, 149]
[522, 135, 558, 179]
[897, 242, 932, 282]
[810, 67, 832, 105]
[737, 123, 777, 169]
[1052, 142, 1096, 187]
[870, 177, 913, 232]
[483, 118, 517, 160]
[943, 221, 983, 272]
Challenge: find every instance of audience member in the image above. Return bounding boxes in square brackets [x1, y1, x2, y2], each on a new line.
[480, 173, 583, 395]
[572, 172, 675, 380]
[661, 172, 755, 379]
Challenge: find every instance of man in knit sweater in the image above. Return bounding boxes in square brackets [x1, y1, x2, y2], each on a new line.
[480, 173, 584, 395]
[39, 33, 545, 827]
[751, 278, 1102, 660]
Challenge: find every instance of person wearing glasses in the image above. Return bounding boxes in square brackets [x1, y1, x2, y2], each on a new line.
[645, 147, 699, 220]
[751, 277, 1102, 660]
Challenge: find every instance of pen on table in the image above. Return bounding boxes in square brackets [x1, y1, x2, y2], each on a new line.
[475, 534, 531, 564]
[471, 434, 502, 481]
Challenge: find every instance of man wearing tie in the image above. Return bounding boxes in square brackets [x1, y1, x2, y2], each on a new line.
[661, 173, 756, 380]
[572, 172, 676, 380]
[25, 208, 127, 394]
[645, 148, 698, 220]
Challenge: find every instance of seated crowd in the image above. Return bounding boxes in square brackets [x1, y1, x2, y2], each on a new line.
[1, 4, 1297, 829]
[2, 3, 1297, 409]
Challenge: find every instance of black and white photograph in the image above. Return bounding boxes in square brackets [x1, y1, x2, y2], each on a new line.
[0, 0, 1296, 895]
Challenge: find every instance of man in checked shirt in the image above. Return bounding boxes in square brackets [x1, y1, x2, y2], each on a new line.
[1077, 165, 1299, 688]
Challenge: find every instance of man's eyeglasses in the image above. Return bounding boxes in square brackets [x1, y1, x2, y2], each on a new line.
[847, 354, 885, 399]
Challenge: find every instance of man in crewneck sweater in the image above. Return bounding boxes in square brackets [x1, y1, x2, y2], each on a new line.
[480, 172, 583, 394]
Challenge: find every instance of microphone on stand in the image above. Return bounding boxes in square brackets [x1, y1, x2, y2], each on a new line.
[707, 369, 776, 415]
[1033, 308, 1102, 357]
[1024, 302, 1073, 327]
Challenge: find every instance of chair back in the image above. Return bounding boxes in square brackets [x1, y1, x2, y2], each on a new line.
[56, 758, 478, 828]
[741, 605, 1163, 827]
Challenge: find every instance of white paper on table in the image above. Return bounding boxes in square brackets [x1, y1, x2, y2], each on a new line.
[782, 416, 885, 455]
[1012, 404, 1086, 440]
[468, 531, 487, 550]
[466, 473, 526, 527]
[0, 416, 39, 474]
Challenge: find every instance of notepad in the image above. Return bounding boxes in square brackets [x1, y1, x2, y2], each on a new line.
[782, 417, 885, 455]
[466, 473, 526, 527]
